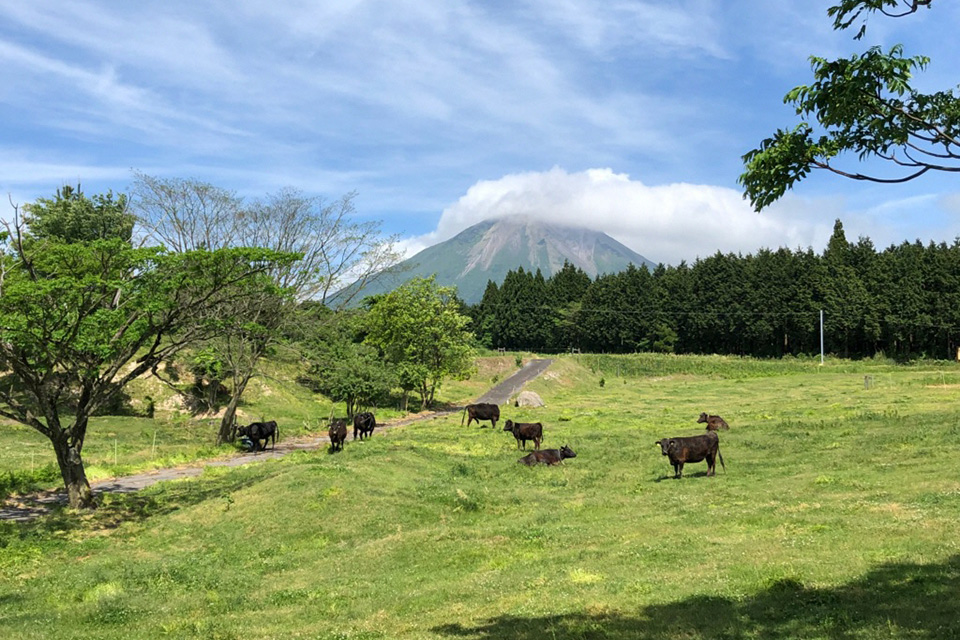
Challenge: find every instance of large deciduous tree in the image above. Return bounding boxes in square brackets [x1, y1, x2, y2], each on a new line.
[0, 188, 293, 508]
[740, 0, 957, 211]
[131, 175, 400, 440]
[364, 277, 475, 411]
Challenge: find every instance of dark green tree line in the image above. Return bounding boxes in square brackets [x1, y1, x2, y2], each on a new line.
[470, 221, 960, 361]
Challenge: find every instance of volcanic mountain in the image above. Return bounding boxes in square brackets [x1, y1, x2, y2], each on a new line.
[347, 215, 656, 304]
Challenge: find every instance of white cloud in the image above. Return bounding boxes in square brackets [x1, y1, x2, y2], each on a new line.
[406, 167, 853, 264]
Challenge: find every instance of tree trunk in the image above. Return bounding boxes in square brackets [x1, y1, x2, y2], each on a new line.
[217, 375, 252, 444]
[52, 435, 95, 509]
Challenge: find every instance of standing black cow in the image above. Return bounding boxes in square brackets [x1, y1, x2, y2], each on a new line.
[655, 431, 725, 479]
[518, 445, 576, 466]
[353, 412, 376, 440]
[503, 419, 543, 450]
[328, 419, 347, 452]
[697, 412, 730, 431]
[237, 420, 279, 451]
[461, 403, 500, 429]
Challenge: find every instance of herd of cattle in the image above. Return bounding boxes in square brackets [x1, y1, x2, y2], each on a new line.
[224, 401, 726, 478]
[235, 400, 728, 477]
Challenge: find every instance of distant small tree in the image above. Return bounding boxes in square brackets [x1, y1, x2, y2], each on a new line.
[300, 311, 394, 419]
[364, 277, 476, 410]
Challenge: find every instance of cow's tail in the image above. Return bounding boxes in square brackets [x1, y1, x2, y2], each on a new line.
[275, 423, 280, 448]
[718, 447, 726, 473]
[460, 406, 466, 426]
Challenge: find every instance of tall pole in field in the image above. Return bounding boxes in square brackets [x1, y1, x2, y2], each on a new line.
[820, 309, 825, 365]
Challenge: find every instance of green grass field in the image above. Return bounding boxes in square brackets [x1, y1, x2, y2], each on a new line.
[2, 354, 960, 639]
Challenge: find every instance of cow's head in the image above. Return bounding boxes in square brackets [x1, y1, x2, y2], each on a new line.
[697, 413, 708, 424]
[503, 419, 514, 433]
[237, 424, 252, 438]
[656, 439, 676, 455]
[560, 445, 576, 459]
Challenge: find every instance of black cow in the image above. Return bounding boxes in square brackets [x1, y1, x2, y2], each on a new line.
[518, 445, 576, 466]
[697, 412, 730, 431]
[503, 419, 543, 450]
[656, 432, 725, 479]
[461, 403, 500, 429]
[353, 412, 376, 440]
[237, 420, 279, 451]
[328, 419, 347, 452]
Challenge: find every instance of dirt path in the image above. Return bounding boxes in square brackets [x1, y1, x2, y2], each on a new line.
[0, 359, 553, 521]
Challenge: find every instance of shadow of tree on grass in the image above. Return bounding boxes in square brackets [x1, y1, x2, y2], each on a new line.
[434, 556, 960, 639]
[0, 466, 270, 536]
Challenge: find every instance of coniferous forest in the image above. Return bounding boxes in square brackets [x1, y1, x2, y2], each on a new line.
[468, 220, 960, 360]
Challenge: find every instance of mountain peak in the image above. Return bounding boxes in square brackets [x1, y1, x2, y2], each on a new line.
[344, 215, 655, 304]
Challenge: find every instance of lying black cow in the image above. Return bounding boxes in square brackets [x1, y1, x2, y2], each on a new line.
[656, 431, 725, 479]
[237, 420, 279, 451]
[503, 419, 543, 450]
[518, 445, 576, 466]
[328, 419, 347, 452]
[697, 412, 730, 431]
[461, 403, 500, 429]
[353, 412, 376, 440]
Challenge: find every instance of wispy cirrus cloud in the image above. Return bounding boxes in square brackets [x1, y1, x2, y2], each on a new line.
[2, 0, 959, 260]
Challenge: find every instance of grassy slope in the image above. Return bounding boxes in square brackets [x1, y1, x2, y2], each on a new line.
[2, 354, 960, 638]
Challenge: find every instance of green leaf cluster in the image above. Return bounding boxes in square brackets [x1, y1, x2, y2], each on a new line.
[740, 1, 957, 210]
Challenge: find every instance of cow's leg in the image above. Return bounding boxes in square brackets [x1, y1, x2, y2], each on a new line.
[675, 462, 684, 478]
[534, 437, 541, 450]
[707, 453, 716, 476]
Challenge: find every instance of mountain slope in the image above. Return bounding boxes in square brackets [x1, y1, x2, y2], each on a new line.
[346, 215, 655, 304]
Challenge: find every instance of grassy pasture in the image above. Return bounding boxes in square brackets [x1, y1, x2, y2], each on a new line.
[2, 354, 960, 639]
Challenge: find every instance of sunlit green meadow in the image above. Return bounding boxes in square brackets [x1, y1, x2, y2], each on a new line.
[2, 354, 960, 639]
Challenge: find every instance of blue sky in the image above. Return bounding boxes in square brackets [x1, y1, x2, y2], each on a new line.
[2, 0, 959, 265]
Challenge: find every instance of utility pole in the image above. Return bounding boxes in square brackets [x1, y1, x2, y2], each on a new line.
[820, 309, 825, 365]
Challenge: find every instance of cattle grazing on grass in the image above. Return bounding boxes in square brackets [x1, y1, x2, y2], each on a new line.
[503, 419, 543, 450]
[461, 403, 500, 429]
[518, 445, 576, 466]
[353, 412, 377, 440]
[328, 419, 347, 452]
[656, 432, 725, 479]
[697, 412, 729, 431]
[237, 420, 279, 451]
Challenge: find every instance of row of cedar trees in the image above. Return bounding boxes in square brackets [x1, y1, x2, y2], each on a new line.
[467, 220, 960, 361]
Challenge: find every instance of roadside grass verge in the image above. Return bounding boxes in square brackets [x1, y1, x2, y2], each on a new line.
[1, 354, 960, 637]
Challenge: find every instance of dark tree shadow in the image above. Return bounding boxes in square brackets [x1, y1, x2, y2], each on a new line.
[433, 556, 960, 639]
[1, 469, 268, 536]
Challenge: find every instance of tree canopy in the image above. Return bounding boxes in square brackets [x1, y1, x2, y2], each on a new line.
[0, 188, 295, 508]
[364, 277, 475, 410]
[131, 174, 400, 441]
[740, 0, 956, 211]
